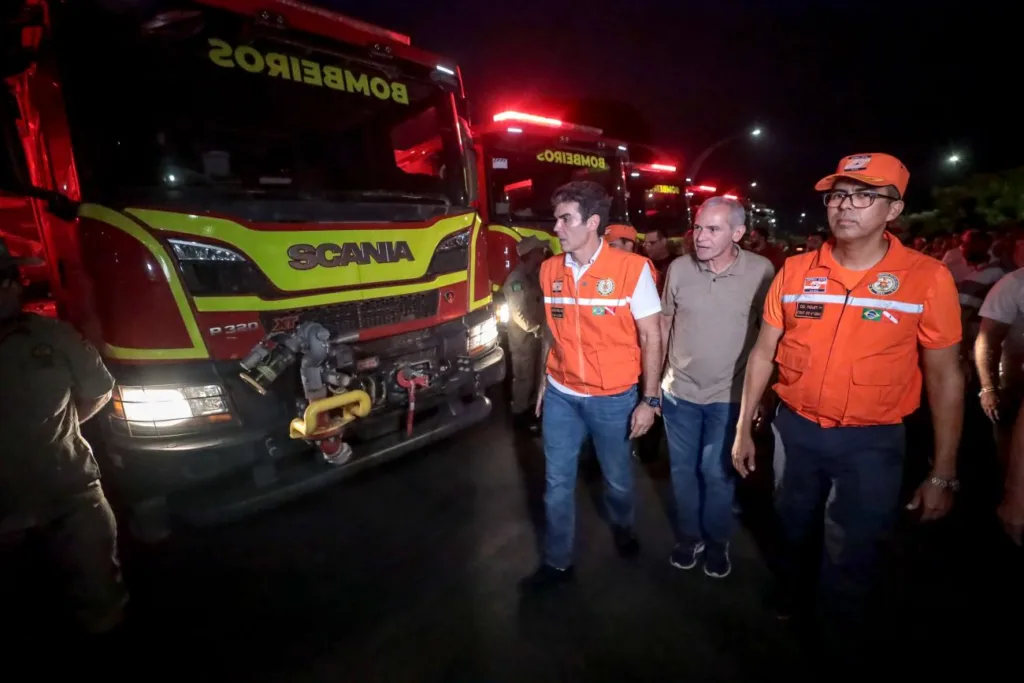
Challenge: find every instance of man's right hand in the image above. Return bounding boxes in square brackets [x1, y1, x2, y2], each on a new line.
[980, 389, 1000, 423]
[731, 430, 756, 478]
[535, 382, 546, 418]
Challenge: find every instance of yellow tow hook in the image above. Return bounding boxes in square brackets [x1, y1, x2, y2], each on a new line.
[289, 390, 372, 441]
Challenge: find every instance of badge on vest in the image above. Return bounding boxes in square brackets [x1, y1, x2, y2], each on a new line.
[868, 272, 899, 296]
[862, 308, 883, 321]
[795, 302, 824, 319]
[596, 278, 615, 296]
[552, 280, 563, 293]
[591, 306, 615, 316]
[551, 307, 564, 319]
[803, 277, 828, 294]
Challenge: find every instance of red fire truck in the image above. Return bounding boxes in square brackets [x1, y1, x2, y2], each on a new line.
[624, 145, 688, 239]
[476, 110, 631, 301]
[0, 0, 503, 537]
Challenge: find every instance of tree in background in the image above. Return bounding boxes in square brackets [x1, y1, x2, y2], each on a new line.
[904, 166, 1024, 237]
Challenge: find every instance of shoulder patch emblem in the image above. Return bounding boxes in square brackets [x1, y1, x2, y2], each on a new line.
[868, 272, 899, 296]
[596, 278, 615, 296]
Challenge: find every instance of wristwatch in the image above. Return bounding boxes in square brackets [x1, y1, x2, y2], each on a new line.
[928, 476, 961, 493]
[642, 396, 661, 408]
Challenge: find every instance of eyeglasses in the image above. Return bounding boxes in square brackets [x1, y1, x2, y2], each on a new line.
[821, 190, 899, 208]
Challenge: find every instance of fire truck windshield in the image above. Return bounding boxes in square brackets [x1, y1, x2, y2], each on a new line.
[51, 4, 469, 215]
[485, 136, 626, 227]
[627, 176, 688, 237]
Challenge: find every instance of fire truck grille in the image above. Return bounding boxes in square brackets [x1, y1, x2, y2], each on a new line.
[260, 291, 440, 336]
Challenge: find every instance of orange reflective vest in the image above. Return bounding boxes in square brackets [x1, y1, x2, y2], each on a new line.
[766, 234, 962, 427]
[540, 244, 648, 396]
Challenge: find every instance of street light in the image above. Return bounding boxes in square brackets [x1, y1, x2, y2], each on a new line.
[947, 153, 961, 165]
[750, 181, 758, 188]
[688, 125, 764, 182]
[800, 212, 806, 218]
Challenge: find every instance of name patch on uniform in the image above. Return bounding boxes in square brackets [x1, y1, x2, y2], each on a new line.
[551, 307, 564, 319]
[795, 302, 824, 319]
[803, 277, 828, 294]
[552, 280, 563, 293]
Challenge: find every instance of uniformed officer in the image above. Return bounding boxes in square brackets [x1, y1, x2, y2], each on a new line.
[503, 236, 548, 432]
[731, 154, 963, 659]
[0, 237, 127, 635]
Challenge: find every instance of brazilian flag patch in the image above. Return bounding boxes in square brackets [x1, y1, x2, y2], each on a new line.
[861, 308, 883, 321]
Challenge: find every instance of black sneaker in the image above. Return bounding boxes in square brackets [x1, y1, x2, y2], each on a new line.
[518, 564, 575, 593]
[704, 542, 731, 578]
[611, 525, 640, 558]
[669, 540, 706, 570]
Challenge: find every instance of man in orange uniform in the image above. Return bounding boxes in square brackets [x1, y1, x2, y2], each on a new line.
[732, 154, 964, 650]
[520, 181, 663, 592]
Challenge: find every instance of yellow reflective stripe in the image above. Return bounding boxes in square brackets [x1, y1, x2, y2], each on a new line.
[79, 204, 209, 360]
[194, 271, 468, 312]
[468, 293, 493, 311]
[127, 208, 476, 292]
[468, 214, 482, 304]
[486, 224, 562, 254]
[104, 344, 209, 361]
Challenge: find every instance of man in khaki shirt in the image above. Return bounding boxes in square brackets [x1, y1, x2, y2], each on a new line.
[659, 197, 774, 578]
[0, 237, 126, 635]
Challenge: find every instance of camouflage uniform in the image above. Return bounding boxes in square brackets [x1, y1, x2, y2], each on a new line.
[0, 314, 126, 634]
[502, 262, 544, 415]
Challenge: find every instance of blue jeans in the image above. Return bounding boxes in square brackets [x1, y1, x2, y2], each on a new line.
[542, 382, 638, 569]
[662, 393, 740, 547]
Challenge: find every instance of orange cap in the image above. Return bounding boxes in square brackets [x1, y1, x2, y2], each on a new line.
[604, 224, 637, 243]
[814, 153, 910, 198]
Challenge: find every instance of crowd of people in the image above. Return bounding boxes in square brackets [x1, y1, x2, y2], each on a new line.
[500, 151, 1023, 672]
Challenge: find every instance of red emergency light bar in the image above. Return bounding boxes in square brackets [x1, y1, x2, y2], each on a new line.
[492, 111, 604, 136]
[633, 162, 678, 174]
[723, 194, 739, 200]
[694, 184, 717, 193]
[504, 179, 533, 193]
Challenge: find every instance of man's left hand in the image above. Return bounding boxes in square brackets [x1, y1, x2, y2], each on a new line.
[906, 478, 955, 522]
[630, 402, 657, 439]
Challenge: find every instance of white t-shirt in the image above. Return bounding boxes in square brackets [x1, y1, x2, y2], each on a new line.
[978, 268, 1024, 376]
[548, 241, 661, 397]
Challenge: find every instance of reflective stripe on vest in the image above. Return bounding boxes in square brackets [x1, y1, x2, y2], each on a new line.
[540, 246, 647, 396]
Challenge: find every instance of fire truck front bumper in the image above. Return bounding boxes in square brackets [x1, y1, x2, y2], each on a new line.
[100, 345, 504, 527]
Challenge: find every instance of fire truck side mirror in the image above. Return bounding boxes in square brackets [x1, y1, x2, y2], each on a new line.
[0, 87, 78, 222]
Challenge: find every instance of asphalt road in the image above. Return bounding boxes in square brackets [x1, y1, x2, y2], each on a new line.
[4, 394, 1022, 682]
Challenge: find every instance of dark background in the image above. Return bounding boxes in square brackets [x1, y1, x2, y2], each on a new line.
[323, 0, 1018, 224]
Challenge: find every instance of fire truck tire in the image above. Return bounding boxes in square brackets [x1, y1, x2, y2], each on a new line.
[126, 498, 171, 544]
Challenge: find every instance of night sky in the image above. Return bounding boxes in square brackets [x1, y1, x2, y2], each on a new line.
[324, 0, 1016, 228]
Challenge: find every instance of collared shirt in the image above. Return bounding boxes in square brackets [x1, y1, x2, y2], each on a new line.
[661, 247, 775, 404]
[763, 232, 961, 427]
[548, 240, 662, 397]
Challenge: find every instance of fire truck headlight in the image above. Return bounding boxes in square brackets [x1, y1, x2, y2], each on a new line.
[467, 318, 498, 356]
[495, 302, 510, 325]
[111, 384, 232, 435]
